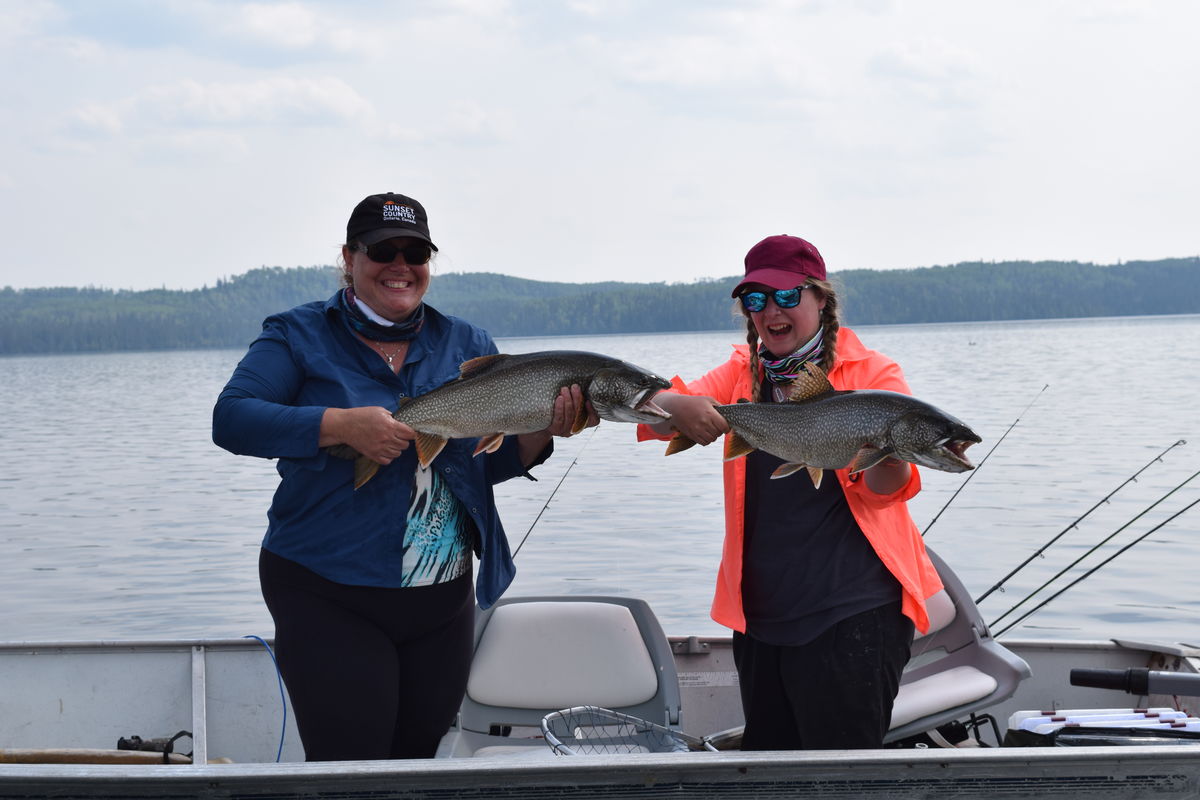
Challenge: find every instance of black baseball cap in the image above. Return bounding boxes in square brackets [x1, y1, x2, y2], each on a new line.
[346, 192, 438, 250]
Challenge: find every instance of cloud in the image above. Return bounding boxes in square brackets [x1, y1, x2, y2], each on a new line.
[143, 76, 372, 125]
[374, 101, 512, 145]
[227, 2, 325, 50]
[60, 76, 372, 143]
[0, 0, 60, 44]
[68, 103, 124, 137]
[868, 39, 980, 108]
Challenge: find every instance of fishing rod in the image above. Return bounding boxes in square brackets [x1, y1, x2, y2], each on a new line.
[973, 438, 1187, 605]
[922, 384, 1048, 538]
[989, 465, 1200, 628]
[512, 425, 601, 558]
[992, 490, 1200, 637]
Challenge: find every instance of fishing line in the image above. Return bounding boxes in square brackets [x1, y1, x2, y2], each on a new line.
[992, 490, 1200, 637]
[242, 635, 287, 763]
[922, 384, 1049, 539]
[990, 465, 1200, 628]
[512, 425, 600, 558]
[974, 438, 1186, 605]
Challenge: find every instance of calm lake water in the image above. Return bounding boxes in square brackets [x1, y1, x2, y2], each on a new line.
[2, 316, 1198, 646]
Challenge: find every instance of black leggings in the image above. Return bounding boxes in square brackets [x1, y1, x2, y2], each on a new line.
[732, 601, 914, 750]
[258, 548, 475, 761]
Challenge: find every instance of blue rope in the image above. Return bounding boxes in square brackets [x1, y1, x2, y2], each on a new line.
[242, 635, 287, 762]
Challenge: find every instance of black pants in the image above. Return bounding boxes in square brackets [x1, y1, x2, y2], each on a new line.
[732, 601, 914, 750]
[258, 549, 475, 761]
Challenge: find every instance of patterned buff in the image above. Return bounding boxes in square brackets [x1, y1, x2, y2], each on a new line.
[759, 329, 824, 402]
[339, 287, 425, 342]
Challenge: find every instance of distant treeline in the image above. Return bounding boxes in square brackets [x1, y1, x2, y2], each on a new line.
[1, 257, 1197, 356]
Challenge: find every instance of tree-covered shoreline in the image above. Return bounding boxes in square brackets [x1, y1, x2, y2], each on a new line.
[2, 257, 1197, 356]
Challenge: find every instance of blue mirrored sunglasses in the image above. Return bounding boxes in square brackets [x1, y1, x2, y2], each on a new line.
[739, 285, 811, 313]
[355, 241, 432, 265]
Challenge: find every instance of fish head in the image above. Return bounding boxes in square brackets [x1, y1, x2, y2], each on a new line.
[889, 408, 983, 473]
[587, 362, 673, 424]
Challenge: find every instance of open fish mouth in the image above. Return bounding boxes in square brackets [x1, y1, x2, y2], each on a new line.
[938, 436, 979, 469]
[633, 388, 671, 420]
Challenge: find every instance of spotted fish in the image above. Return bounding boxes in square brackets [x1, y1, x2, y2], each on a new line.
[331, 350, 671, 488]
[666, 362, 980, 488]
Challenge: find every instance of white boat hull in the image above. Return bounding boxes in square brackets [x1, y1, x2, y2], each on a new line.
[1, 635, 1197, 798]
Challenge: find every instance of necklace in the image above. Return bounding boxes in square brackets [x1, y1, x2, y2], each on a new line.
[371, 340, 407, 366]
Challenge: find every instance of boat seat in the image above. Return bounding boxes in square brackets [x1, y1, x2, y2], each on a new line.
[436, 595, 682, 758]
[884, 547, 1032, 743]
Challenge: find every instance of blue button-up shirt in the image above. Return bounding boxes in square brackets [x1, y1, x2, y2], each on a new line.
[213, 293, 548, 607]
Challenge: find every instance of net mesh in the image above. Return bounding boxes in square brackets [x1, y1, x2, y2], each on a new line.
[541, 705, 703, 755]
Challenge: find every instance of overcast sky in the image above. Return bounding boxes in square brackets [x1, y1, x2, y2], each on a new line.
[2, 0, 1196, 291]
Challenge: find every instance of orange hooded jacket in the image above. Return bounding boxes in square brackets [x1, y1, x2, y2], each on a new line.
[637, 327, 943, 634]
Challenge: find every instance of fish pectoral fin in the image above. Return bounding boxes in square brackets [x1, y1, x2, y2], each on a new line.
[570, 400, 591, 434]
[783, 362, 836, 402]
[806, 466, 824, 488]
[722, 431, 755, 461]
[414, 432, 450, 468]
[768, 462, 809, 480]
[457, 353, 508, 379]
[665, 433, 697, 456]
[353, 457, 381, 490]
[472, 433, 506, 457]
[848, 445, 891, 474]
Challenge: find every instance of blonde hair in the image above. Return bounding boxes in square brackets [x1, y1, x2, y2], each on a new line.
[741, 279, 840, 401]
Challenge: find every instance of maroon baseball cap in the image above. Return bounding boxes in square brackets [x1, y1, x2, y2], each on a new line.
[731, 235, 827, 297]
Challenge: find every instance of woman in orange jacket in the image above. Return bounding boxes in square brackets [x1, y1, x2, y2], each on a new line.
[639, 234, 942, 750]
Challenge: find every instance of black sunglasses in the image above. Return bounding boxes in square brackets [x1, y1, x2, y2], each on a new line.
[355, 241, 432, 265]
[739, 285, 811, 313]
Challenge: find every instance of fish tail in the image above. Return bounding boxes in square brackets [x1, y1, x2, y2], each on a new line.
[353, 457, 381, 490]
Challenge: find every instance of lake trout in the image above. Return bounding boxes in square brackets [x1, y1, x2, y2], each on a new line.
[332, 350, 671, 488]
[666, 362, 981, 488]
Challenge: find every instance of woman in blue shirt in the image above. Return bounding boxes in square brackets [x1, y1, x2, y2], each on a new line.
[213, 192, 590, 761]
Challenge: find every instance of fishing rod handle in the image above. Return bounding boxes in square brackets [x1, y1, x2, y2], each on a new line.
[1070, 667, 1200, 696]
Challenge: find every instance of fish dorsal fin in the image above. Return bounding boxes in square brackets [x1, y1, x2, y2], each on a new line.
[570, 400, 590, 435]
[472, 433, 506, 457]
[783, 362, 834, 402]
[723, 430, 756, 461]
[847, 445, 891, 475]
[458, 353, 508, 380]
[414, 432, 449, 469]
[665, 434, 697, 456]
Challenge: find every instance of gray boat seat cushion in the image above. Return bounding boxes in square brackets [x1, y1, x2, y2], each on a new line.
[889, 665, 999, 729]
[467, 601, 659, 709]
[437, 595, 683, 757]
